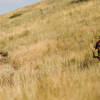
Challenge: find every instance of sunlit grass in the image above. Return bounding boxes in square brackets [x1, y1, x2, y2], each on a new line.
[0, 0, 100, 100]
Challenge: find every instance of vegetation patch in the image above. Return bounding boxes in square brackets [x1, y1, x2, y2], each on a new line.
[70, 0, 89, 4]
[9, 13, 23, 19]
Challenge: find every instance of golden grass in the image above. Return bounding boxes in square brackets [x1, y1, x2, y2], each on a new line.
[0, 0, 100, 100]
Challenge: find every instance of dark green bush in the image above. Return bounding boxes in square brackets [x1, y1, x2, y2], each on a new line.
[70, 0, 88, 4]
[10, 13, 22, 19]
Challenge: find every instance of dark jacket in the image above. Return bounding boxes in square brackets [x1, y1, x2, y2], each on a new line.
[94, 40, 100, 49]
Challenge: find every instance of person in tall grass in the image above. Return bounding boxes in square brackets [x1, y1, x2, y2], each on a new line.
[93, 36, 100, 58]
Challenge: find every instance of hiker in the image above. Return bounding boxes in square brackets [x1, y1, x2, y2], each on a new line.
[93, 36, 100, 58]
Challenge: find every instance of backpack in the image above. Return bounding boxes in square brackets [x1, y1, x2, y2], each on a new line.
[97, 40, 100, 49]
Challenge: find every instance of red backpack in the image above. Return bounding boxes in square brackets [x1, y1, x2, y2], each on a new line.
[96, 40, 100, 49]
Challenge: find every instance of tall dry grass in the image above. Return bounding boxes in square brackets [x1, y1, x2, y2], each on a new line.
[0, 0, 100, 100]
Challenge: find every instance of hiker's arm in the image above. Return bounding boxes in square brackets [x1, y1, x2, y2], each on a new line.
[92, 42, 98, 58]
[92, 44, 97, 58]
[92, 48, 96, 58]
[93, 42, 98, 50]
[93, 44, 96, 50]
[93, 48, 95, 52]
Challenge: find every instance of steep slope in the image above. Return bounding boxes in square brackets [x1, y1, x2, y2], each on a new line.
[0, 0, 100, 100]
[0, 0, 99, 65]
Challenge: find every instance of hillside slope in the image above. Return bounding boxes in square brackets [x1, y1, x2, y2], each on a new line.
[0, 0, 100, 100]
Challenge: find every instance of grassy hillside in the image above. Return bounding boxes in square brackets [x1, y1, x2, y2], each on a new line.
[0, 0, 100, 100]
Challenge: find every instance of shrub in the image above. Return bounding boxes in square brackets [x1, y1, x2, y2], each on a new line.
[70, 0, 88, 4]
[9, 13, 22, 19]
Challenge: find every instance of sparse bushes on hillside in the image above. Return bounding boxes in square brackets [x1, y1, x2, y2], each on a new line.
[70, 0, 88, 3]
[44, 0, 88, 4]
[9, 13, 22, 19]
